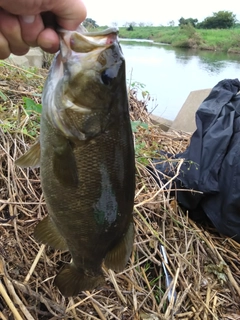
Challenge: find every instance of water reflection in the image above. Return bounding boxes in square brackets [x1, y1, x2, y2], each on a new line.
[120, 41, 240, 120]
[172, 47, 240, 74]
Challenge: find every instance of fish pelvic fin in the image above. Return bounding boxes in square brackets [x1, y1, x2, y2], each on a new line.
[34, 216, 68, 251]
[104, 222, 134, 272]
[54, 263, 104, 297]
[15, 140, 40, 168]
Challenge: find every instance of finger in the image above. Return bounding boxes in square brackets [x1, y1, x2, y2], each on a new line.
[0, 10, 29, 55]
[0, 1, 38, 15]
[53, 0, 87, 30]
[19, 14, 44, 47]
[37, 28, 60, 53]
[0, 32, 10, 59]
[35, 12, 60, 53]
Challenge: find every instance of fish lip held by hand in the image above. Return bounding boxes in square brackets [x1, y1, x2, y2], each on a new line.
[16, 26, 135, 297]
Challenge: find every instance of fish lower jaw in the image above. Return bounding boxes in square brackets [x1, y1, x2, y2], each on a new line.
[63, 99, 92, 114]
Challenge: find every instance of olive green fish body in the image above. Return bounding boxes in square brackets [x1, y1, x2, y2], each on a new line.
[17, 28, 135, 297]
[40, 99, 134, 264]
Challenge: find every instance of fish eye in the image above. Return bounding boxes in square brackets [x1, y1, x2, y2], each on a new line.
[101, 70, 113, 86]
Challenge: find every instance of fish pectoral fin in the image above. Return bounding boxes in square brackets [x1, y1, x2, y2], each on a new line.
[54, 263, 104, 297]
[15, 140, 41, 168]
[104, 222, 134, 272]
[53, 139, 79, 187]
[34, 216, 68, 251]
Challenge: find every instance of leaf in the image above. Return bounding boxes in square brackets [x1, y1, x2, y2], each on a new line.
[130, 81, 146, 89]
[204, 262, 227, 283]
[131, 121, 148, 133]
[22, 97, 42, 114]
[139, 122, 148, 130]
[0, 90, 8, 101]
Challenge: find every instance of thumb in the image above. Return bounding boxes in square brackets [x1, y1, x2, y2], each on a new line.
[53, 0, 87, 30]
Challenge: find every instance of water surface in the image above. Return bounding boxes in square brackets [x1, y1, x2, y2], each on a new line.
[120, 40, 240, 120]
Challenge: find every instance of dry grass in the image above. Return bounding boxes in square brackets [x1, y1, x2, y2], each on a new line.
[0, 62, 240, 319]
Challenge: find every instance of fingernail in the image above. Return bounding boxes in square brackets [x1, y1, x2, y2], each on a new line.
[21, 15, 36, 23]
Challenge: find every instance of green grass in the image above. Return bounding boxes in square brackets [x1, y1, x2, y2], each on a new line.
[0, 62, 45, 139]
[198, 28, 240, 52]
[119, 26, 176, 41]
[92, 25, 240, 53]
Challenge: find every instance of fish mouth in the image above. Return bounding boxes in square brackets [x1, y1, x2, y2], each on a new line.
[58, 27, 119, 61]
[52, 27, 120, 85]
[49, 27, 121, 90]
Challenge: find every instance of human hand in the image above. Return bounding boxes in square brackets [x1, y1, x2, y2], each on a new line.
[0, 0, 87, 59]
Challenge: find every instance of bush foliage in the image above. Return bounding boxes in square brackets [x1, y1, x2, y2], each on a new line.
[179, 11, 237, 29]
[197, 11, 237, 29]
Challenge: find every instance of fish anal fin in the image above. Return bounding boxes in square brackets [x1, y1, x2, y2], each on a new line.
[34, 216, 68, 251]
[104, 222, 134, 272]
[15, 140, 41, 168]
[54, 263, 104, 297]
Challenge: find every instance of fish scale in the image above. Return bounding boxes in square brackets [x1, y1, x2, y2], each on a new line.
[16, 27, 135, 297]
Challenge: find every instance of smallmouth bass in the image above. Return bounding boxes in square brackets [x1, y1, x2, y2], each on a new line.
[16, 27, 135, 297]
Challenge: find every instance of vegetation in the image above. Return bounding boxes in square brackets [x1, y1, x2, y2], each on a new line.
[178, 11, 237, 29]
[89, 10, 240, 52]
[83, 17, 99, 29]
[179, 17, 198, 28]
[116, 25, 240, 53]
[197, 11, 237, 29]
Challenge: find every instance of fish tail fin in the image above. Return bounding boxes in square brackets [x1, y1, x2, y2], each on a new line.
[54, 263, 104, 297]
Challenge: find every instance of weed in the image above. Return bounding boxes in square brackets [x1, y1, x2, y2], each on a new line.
[22, 97, 42, 115]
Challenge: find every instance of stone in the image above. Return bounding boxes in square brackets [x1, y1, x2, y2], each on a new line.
[171, 88, 212, 133]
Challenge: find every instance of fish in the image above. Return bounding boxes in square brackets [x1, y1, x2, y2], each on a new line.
[16, 26, 135, 297]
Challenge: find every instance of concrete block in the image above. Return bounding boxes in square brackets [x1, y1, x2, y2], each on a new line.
[150, 114, 172, 132]
[7, 54, 29, 67]
[25, 48, 43, 68]
[7, 48, 43, 68]
[171, 88, 212, 133]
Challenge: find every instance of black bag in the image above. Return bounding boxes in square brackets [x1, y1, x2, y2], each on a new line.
[154, 79, 240, 241]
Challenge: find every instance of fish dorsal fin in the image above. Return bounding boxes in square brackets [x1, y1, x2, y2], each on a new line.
[34, 216, 68, 251]
[15, 140, 41, 168]
[104, 222, 134, 272]
[54, 263, 104, 297]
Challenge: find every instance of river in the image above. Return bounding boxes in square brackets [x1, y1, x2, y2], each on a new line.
[120, 40, 240, 121]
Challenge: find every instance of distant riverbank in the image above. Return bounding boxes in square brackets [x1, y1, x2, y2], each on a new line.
[96, 26, 240, 53]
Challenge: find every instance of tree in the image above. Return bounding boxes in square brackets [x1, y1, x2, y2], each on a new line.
[197, 11, 237, 29]
[179, 17, 198, 28]
[127, 24, 134, 31]
[168, 20, 175, 27]
[124, 21, 137, 31]
[82, 18, 99, 29]
[130, 21, 137, 27]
